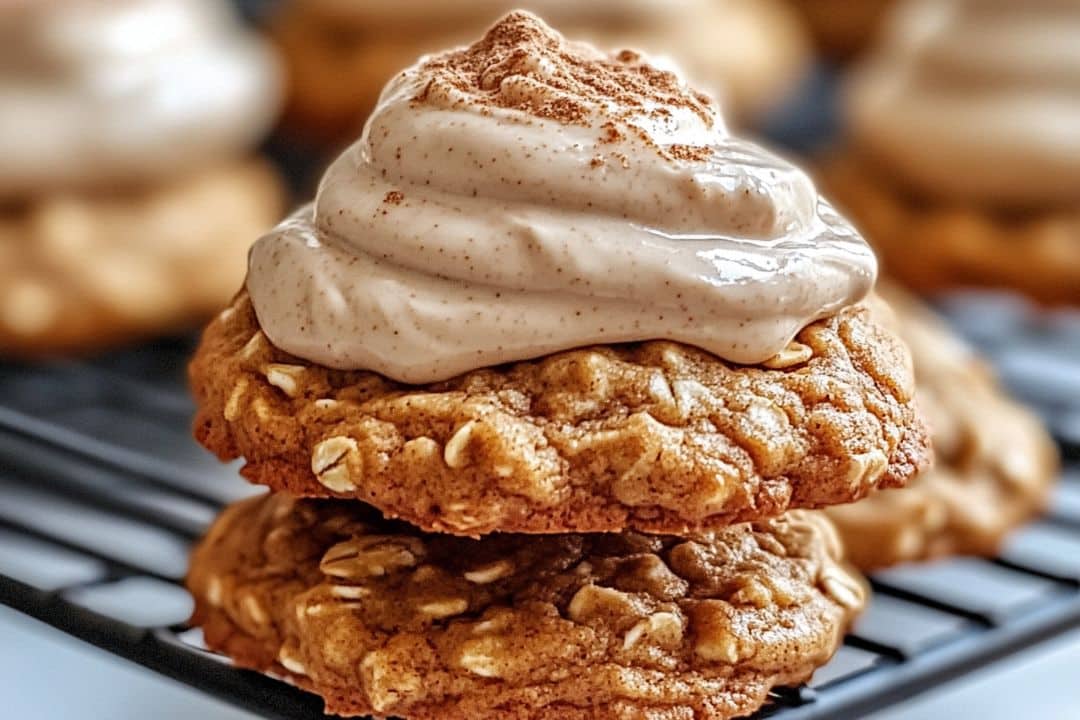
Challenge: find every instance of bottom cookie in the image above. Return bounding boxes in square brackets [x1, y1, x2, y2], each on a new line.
[828, 284, 1057, 570]
[0, 159, 283, 355]
[188, 494, 866, 719]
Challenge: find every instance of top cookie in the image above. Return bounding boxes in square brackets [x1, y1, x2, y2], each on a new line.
[190, 293, 929, 536]
[191, 12, 928, 535]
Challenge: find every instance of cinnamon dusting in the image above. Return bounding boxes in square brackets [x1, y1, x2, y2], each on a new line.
[412, 11, 716, 161]
[599, 122, 624, 143]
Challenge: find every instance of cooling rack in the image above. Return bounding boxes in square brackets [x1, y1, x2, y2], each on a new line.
[1, 293, 1078, 719]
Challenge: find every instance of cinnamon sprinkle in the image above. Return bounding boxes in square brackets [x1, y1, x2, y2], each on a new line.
[668, 144, 709, 162]
[599, 122, 624, 144]
[412, 11, 717, 162]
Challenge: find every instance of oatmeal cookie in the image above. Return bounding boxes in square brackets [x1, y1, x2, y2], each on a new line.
[190, 293, 930, 536]
[188, 493, 866, 720]
[827, 284, 1057, 570]
[0, 160, 283, 356]
[822, 154, 1080, 306]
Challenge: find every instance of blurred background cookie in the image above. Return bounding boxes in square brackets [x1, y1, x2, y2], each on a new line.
[271, 0, 811, 149]
[0, 0, 285, 356]
[821, 0, 1080, 304]
[784, 0, 895, 61]
[827, 283, 1059, 571]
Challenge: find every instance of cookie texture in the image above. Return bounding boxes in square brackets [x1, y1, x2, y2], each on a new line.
[188, 493, 866, 720]
[0, 160, 283, 355]
[190, 293, 930, 536]
[828, 284, 1057, 570]
[822, 155, 1080, 305]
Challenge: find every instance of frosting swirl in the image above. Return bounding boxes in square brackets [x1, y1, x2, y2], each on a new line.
[848, 0, 1080, 207]
[0, 0, 280, 198]
[248, 12, 875, 383]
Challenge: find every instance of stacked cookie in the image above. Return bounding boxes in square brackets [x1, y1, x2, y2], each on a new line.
[186, 13, 930, 719]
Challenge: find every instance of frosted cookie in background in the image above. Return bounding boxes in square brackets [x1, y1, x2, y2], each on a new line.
[270, 0, 811, 147]
[0, 0, 285, 355]
[821, 0, 1080, 304]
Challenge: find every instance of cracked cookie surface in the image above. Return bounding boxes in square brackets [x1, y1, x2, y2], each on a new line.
[187, 493, 865, 720]
[827, 284, 1057, 570]
[190, 293, 930, 536]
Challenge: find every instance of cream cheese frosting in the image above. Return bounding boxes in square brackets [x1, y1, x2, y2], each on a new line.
[847, 0, 1080, 207]
[0, 0, 281, 198]
[247, 12, 875, 384]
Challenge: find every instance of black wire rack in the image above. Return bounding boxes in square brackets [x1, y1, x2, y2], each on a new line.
[0, 294, 1078, 719]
